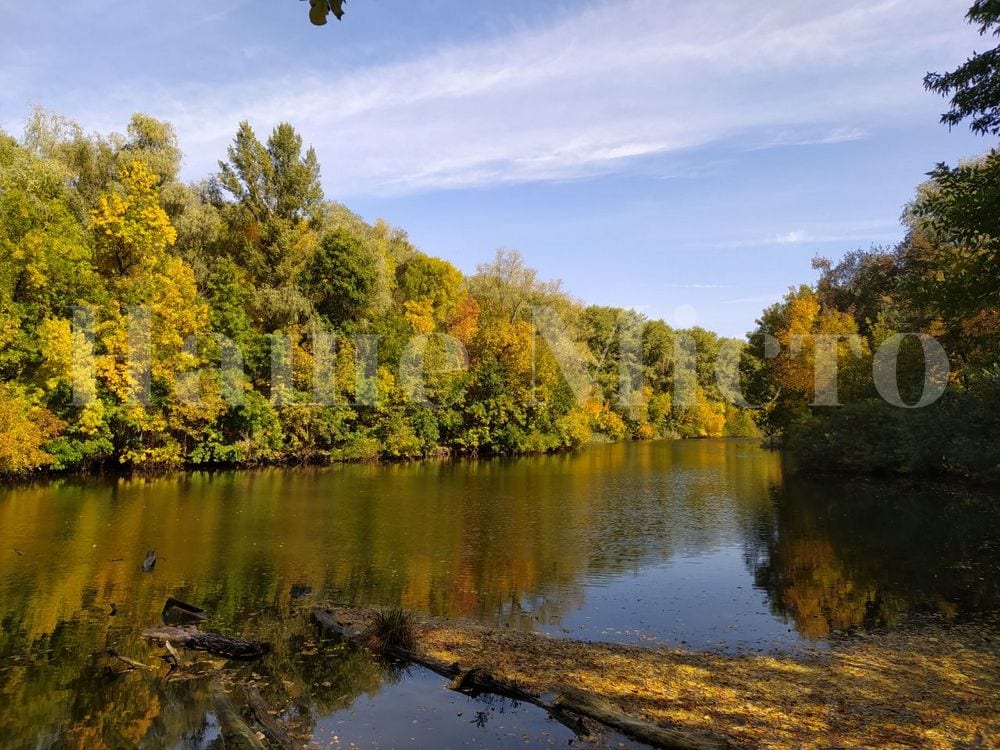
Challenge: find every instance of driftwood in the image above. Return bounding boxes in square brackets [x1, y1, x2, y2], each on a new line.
[311, 609, 732, 750]
[311, 610, 581, 728]
[143, 626, 270, 660]
[209, 681, 265, 750]
[555, 688, 733, 750]
[105, 648, 153, 672]
[241, 686, 300, 750]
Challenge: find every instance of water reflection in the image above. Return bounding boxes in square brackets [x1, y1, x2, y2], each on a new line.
[749, 476, 1000, 638]
[0, 440, 997, 747]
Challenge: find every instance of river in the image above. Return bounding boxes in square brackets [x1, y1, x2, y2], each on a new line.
[1, 439, 997, 748]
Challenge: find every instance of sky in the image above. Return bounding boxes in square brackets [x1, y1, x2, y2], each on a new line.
[0, 0, 992, 336]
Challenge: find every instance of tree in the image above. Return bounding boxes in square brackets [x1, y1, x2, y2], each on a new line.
[215, 122, 323, 225]
[0, 385, 63, 473]
[213, 121, 324, 330]
[119, 113, 182, 186]
[908, 153, 1000, 321]
[469, 249, 570, 325]
[397, 253, 466, 325]
[925, 1, 1000, 137]
[91, 161, 177, 277]
[0, 134, 99, 379]
[22, 110, 181, 214]
[748, 286, 868, 439]
[304, 228, 378, 329]
[813, 248, 904, 337]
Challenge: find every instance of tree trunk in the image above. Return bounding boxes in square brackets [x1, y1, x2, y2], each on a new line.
[143, 626, 270, 660]
[556, 687, 733, 750]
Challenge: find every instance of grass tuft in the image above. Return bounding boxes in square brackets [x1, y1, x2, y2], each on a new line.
[363, 608, 417, 656]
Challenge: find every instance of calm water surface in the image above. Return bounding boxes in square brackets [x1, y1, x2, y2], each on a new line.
[1, 439, 998, 748]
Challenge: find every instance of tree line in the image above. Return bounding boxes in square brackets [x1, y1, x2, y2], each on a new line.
[741, 1, 1000, 480]
[0, 111, 758, 474]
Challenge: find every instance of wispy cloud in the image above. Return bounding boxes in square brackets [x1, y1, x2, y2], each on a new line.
[776, 230, 812, 245]
[721, 294, 785, 305]
[749, 126, 870, 150]
[662, 283, 737, 289]
[4, 0, 979, 195]
[715, 219, 904, 249]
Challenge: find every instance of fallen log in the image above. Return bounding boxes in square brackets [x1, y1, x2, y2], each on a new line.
[311, 609, 732, 749]
[143, 626, 270, 660]
[555, 687, 732, 750]
[209, 681, 265, 750]
[310, 610, 576, 725]
[241, 686, 300, 750]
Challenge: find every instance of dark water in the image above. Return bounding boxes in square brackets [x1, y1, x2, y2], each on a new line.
[1, 439, 998, 748]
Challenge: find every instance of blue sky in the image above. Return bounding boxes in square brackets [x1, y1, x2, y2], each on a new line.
[0, 0, 991, 336]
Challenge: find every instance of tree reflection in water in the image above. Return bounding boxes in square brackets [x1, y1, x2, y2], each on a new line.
[0, 441, 997, 746]
[749, 476, 1000, 639]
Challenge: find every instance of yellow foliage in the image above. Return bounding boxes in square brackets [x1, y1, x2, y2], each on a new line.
[473, 318, 543, 401]
[585, 399, 627, 440]
[557, 407, 592, 446]
[91, 161, 176, 275]
[403, 299, 435, 335]
[634, 422, 655, 440]
[771, 288, 868, 405]
[37, 317, 74, 389]
[0, 386, 64, 474]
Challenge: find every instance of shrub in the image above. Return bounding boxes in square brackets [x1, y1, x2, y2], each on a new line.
[362, 608, 416, 656]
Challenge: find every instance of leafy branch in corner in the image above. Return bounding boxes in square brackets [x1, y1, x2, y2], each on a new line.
[925, 0, 1000, 137]
[303, 0, 346, 26]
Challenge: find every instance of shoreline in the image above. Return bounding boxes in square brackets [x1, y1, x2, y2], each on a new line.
[320, 605, 1000, 750]
[0, 436, 762, 484]
[6, 435, 998, 488]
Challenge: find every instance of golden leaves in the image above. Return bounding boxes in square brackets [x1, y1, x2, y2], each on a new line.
[0, 385, 64, 474]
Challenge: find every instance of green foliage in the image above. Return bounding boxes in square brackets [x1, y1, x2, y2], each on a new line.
[742, 1, 1000, 480]
[925, 1, 1000, 137]
[309, 0, 346, 26]
[0, 112, 758, 475]
[784, 375, 1000, 481]
[908, 152, 1000, 319]
[212, 121, 324, 330]
[0, 137, 100, 378]
[305, 228, 378, 329]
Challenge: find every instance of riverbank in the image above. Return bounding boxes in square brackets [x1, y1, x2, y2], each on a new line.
[0, 435, 678, 481]
[322, 606, 1000, 750]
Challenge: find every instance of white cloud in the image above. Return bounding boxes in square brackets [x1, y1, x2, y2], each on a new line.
[10, 0, 979, 195]
[715, 219, 904, 249]
[721, 294, 785, 305]
[776, 230, 811, 245]
[662, 283, 736, 289]
[749, 126, 870, 150]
